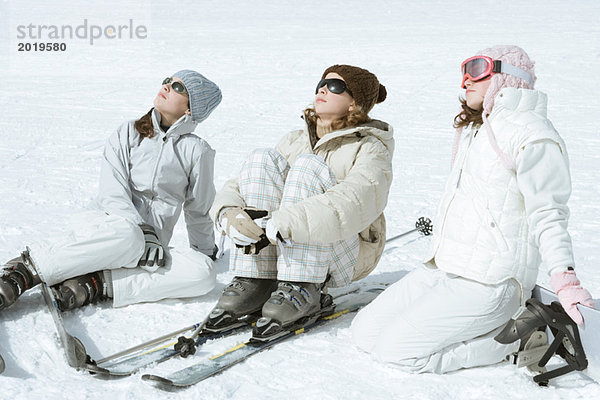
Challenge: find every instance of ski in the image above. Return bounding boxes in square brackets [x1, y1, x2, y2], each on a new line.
[95, 322, 254, 376]
[142, 285, 385, 388]
[23, 248, 105, 374]
[532, 285, 600, 383]
[0, 353, 5, 374]
[93, 283, 380, 376]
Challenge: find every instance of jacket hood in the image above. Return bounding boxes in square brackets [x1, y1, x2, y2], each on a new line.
[151, 108, 198, 139]
[313, 119, 394, 154]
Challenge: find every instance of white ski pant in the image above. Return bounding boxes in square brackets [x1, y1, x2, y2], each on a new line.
[29, 210, 215, 307]
[230, 149, 360, 287]
[351, 266, 521, 374]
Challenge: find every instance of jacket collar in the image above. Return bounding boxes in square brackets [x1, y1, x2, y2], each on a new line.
[307, 119, 394, 154]
[151, 108, 198, 140]
[491, 87, 548, 118]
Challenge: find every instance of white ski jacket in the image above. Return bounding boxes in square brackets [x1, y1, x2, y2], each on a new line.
[97, 109, 216, 255]
[210, 120, 394, 281]
[425, 88, 574, 296]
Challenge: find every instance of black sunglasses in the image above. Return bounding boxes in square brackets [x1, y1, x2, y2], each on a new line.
[162, 77, 188, 95]
[315, 78, 352, 96]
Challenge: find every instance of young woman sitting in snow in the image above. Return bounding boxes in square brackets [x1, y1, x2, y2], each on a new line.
[0, 70, 222, 311]
[207, 65, 393, 333]
[351, 45, 595, 373]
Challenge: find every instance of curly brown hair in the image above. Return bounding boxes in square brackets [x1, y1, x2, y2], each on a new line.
[453, 97, 483, 130]
[302, 104, 371, 144]
[134, 108, 155, 140]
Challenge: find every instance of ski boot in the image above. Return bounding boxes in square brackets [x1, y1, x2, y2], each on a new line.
[52, 272, 107, 312]
[0, 252, 41, 310]
[495, 297, 588, 385]
[253, 281, 333, 341]
[204, 277, 278, 332]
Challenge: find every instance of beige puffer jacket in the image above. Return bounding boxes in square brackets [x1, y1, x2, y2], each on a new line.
[210, 119, 394, 281]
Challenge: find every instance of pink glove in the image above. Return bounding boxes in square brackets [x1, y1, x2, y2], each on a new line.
[550, 270, 595, 325]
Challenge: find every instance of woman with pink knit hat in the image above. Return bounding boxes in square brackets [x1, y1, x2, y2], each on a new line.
[351, 45, 594, 373]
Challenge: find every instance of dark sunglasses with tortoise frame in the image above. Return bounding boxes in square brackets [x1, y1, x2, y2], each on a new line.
[162, 77, 189, 96]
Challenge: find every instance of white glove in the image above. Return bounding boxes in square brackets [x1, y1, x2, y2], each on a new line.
[219, 207, 264, 246]
[265, 219, 290, 245]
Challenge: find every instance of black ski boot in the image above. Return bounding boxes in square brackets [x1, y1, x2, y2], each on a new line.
[52, 272, 107, 312]
[495, 298, 588, 385]
[0, 253, 41, 310]
[204, 277, 279, 332]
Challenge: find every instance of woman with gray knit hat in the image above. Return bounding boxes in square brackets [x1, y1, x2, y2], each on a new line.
[352, 45, 594, 374]
[0, 70, 222, 312]
[207, 65, 392, 336]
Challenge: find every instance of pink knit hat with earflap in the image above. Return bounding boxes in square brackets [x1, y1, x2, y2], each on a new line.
[478, 45, 536, 116]
[451, 45, 537, 170]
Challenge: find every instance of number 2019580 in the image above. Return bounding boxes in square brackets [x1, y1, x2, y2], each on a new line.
[18, 43, 67, 51]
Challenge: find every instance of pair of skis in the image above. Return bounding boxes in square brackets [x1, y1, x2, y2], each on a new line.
[94, 284, 383, 379]
[141, 285, 385, 388]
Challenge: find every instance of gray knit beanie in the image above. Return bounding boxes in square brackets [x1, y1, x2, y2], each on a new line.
[173, 70, 222, 123]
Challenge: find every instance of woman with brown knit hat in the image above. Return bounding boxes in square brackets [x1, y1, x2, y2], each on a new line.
[207, 65, 393, 336]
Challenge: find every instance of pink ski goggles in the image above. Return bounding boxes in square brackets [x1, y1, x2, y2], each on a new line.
[460, 55, 534, 89]
[460, 56, 499, 88]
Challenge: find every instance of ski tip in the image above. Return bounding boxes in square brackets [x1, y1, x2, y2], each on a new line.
[142, 373, 175, 386]
[83, 363, 113, 376]
[0, 355, 5, 374]
[142, 374, 193, 390]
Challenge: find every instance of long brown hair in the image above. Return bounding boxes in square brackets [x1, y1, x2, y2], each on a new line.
[302, 104, 371, 142]
[453, 97, 483, 130]
[134, 108, 155, 140]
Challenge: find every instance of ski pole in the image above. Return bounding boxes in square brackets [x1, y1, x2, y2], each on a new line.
[385, 217, 432, 243]
[96, 322, 204, 364]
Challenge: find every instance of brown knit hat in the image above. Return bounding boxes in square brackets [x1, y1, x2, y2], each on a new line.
[322, 65, 387, 113]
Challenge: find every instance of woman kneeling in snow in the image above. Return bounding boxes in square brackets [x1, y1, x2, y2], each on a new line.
[207, 65, 393, 333]
[351, 45, 594, 373]
[0, 70, 221, 311]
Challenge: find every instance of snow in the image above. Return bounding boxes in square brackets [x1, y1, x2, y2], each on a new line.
[1, 0, 600, 398]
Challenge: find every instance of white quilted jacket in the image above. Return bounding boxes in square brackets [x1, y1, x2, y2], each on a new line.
[425, 87, 575, 295]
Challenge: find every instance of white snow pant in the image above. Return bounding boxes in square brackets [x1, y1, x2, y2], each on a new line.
[230, 149, 360, 287]
[351, 266, 521, 374]
[29, 210, 215, 307]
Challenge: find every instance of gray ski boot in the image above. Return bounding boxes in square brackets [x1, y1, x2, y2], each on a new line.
[205, 277, 278, 332]
[0, 253, 41, 310]
[254, 281, 332, 340]
[52, 272, 107, 311]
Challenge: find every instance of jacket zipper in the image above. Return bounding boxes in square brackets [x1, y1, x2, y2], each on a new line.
[434, 128, 477, 255]
[149, 134, 168, 207]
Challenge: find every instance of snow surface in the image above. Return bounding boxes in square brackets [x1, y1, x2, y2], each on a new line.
[1, 0, 600, 398]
